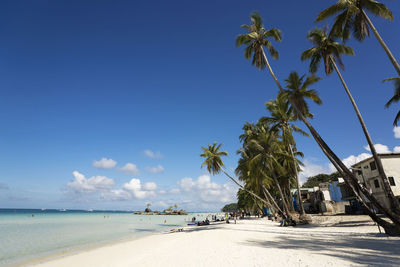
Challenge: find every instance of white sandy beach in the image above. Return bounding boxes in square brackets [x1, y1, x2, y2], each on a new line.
[30, 215, 400, 267]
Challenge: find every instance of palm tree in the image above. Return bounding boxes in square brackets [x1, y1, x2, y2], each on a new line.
[246, 126, 293, 215]
[236, 12, 400, 233]
[316, 0, 400, 76]
[236, 12, 283, 91]
[302, 27, 400, 213]
[281, 72, 322, 119]
[200, 142, 270, 206]
[236, 144, 282, 214]
[383, 77, 400, 126]
[263, 93, 308, 215]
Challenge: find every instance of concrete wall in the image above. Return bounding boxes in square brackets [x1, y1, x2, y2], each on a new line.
[353, 155, 400, 210]
[381, 157, 400, 196]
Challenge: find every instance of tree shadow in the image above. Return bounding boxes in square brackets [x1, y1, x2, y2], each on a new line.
[241, 230, 400, 266]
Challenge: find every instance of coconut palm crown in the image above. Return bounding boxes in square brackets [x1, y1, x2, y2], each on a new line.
[262, 94, 309, 145]
[200, 142, 228, 175]
[281, 72, 322, 119]
[316, 0, 393, 41]
[301, 27, 354, 75]
[235, 12, 282, 70]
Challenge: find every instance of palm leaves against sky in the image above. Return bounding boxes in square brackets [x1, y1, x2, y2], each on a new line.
[301, 27, 354, 75]
[316, 0, 392, 41]
[200, 142, 227, 175]
[281, 72, 322, 120]
[263, 94, 309, 145]
[316, 0, 400, 75]
[201, 142, 271, 207]
[384, 77, 400, 126]
[235, 12, 282, 69]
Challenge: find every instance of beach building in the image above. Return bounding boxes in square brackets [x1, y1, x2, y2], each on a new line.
[351, 153, 400, 210]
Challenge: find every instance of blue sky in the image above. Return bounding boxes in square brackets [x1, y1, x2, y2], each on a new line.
[0, 0, 399, 211]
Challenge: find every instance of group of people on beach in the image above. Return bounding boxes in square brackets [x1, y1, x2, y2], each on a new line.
[268, 212, 296, 227]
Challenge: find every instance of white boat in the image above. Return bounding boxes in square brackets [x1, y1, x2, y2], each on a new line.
[59, 209, 67, 212]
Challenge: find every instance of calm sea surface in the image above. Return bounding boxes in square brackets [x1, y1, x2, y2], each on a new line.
[0, 209, 211, 266]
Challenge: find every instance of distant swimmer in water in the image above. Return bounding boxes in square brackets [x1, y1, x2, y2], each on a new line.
[32, 214, 34, 217]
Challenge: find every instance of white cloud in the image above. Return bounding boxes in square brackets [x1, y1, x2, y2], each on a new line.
[341, 153, 372, 168]
[158, 188, 180, 195]
[158, 201, 168, 208]
[394, 146, 400, 153]
[394, 126, 400, 139]
[93, 158, 117, 169]
[177, 175, 236, 203]
[145, 165, 164, 174]
[178, 177, 195, 192]
[66, 171, 157, 202]
[119, 163, 140, 175]
[299, 159, 331, 183]
[101, 189, 132, 201]
[143, 182, 157, 191]
[67, 171, 115, 194]
[169, 188, 180, 194]
[364, 144, 391, 153]
[144, 150, 163, 159]
[122, 178, 157, 199]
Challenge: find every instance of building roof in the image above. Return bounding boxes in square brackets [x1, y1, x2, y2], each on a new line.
[351, 153, 400, 168]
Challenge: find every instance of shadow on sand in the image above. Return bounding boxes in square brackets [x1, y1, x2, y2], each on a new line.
[240, 225, 400, 266]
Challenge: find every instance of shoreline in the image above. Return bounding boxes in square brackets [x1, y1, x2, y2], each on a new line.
[26, 215, 400, 267]
[19, 230, 157, 267]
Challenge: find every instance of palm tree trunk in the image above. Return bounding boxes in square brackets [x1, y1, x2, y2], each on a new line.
[262, 184, 283, 214]
[289, 144, 306, 215]
[287, 181, 295, 212]
[330, 56, 400, 214]
[221, 169, 270, 207]
[362, 10, 400, 76]
[261, 188, 273, 209]
[260, 47, 400, 233]
[271, 172, 291, 216]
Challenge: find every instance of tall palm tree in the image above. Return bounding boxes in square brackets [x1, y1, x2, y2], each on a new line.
[316, 0, 400, 76]
[236, 12, 283, 91]
[302, 27, 400, 213]
[383, 77, 400, 126]
[263, 94, 308, 215]
[236, 12, 400, 233]
[200, 142, 270, 206]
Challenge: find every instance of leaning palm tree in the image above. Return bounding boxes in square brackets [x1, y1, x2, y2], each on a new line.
[302, 27, 400, 213]
[282, 71, 400, 231]
[263, 94, 308, 215]
[383, 77, 400, 126]
[236, 12, 400, 234]
[200, 142, 269, 206]
[316, 0, 400, 75]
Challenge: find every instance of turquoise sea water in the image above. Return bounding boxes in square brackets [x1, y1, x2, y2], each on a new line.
[0, 209, 210, 266]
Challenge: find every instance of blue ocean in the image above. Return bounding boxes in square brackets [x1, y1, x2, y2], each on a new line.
[0, 209, 209, 266]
